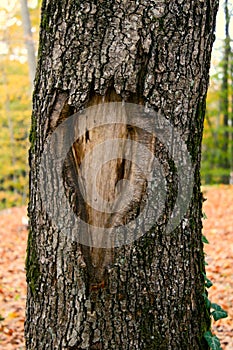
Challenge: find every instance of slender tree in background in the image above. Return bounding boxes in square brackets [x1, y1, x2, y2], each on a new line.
[220, 0, 231, 183]
[230, 7, 233, 182]
[25, 1, 219, 349]
[0, 3, 39, 208]
[201, 0, 233, 184]
[19, 0, 36, 90]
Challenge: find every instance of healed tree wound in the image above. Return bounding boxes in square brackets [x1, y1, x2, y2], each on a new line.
[63, 88, 155, 289]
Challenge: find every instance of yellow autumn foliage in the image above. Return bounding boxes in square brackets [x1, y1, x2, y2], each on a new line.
[0, 0, 39, 208]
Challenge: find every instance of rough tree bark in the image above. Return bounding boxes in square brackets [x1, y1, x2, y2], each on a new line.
[25, 1, 219, 349]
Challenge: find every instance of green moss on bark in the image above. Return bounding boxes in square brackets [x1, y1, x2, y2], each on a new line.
[25, 229, 40, 295]
[29, 112, 37, 152]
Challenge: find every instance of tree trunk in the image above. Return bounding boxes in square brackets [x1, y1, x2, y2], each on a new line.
[25, 1, 218, 349]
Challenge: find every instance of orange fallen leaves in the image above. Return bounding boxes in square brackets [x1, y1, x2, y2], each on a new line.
[0, 207, 27, 350]
[203, 185, 233, 350]
[0, 185, 232, 349]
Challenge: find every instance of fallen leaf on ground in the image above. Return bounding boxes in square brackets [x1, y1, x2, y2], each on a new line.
[0, 185, 232, 349]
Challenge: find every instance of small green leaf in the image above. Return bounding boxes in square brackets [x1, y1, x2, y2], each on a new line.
[202, 235, 209, 244]
[204, 261, 208, 266]
[202, 273, 213, 288]
[202, 212, 208, 220]
[0, 314, 4, 321]
[211, 303, 223, 311]
[204, 331, 222, 350]
[202, 292, 211, 309]
[211, 303, 228, 321]
[206, 278, 213, 288]
[212, 310, 228, 321]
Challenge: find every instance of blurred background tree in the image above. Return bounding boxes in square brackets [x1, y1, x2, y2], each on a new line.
[201, 0, 233, 184]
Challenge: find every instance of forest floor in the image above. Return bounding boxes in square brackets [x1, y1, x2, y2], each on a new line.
[0, 185, 232, 350]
